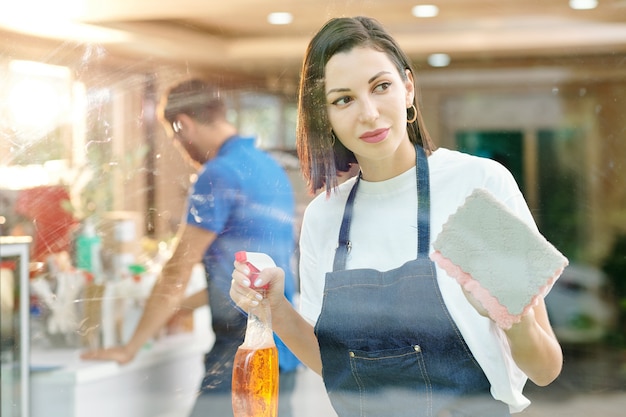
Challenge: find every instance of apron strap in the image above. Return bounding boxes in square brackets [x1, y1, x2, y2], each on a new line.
[333, 174, 360, 272]
[333, 143, 430, 271]
[416, 144, 430, 256]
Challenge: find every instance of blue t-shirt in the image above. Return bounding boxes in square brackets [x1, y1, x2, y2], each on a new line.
[186, 135, 299, 372]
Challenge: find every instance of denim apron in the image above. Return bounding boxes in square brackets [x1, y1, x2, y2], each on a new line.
[315, 145, 510, 417]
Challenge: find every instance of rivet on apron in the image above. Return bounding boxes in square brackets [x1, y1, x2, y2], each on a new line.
[349, 351, 355, 358]
[414, 345, 422, 353]
[336, 241, 352, 253]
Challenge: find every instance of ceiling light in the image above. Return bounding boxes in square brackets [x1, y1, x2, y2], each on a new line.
[569, 0, 598, 10]
[412, 5, 439, 18]
[427, 53, 451, 67]
[267, 12, 293, 25]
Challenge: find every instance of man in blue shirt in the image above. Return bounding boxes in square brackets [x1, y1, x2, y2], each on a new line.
[82, 78, 300, 416]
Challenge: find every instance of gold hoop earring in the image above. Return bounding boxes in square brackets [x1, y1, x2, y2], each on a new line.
[330, 131, 337, 146]
[407, 104, 417, 124]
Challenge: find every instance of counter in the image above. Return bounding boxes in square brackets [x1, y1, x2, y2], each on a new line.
[30, 263, 213, 417]
[30, 330, 212, 417]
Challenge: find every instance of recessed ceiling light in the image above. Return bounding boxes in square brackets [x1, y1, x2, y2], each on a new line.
[267, 12, 293, 25]
[427, 53, 451, 67]
[569, 0, 598, 10]
[412, 5, 439, 18]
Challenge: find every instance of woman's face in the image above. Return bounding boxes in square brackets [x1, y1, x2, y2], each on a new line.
[324, 46, 415, 177]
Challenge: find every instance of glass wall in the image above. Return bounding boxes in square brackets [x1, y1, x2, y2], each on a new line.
[1, 3, 625, 417]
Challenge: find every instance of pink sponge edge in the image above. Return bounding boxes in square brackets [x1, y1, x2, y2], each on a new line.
[430, 250, 565, 330]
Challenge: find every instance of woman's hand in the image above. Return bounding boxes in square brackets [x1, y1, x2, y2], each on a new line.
[503, 299, 563, 386]
[462, 286, 562, 386]
[230, 261, 287, 312]
[231, 259, 325, 374]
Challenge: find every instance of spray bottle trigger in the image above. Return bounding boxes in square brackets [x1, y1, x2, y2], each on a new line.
[235, 251, 276, 290]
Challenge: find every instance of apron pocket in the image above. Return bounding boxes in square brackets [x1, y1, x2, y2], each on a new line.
[347, 344, 433, 417]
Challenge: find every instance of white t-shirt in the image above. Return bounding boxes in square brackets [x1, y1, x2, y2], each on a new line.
[299, 147, 535, 413]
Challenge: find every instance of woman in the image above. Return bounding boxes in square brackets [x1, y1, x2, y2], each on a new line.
[230, 16, 562, 417]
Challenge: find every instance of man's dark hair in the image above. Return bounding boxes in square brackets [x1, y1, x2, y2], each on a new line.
[162, 78, 226, 126]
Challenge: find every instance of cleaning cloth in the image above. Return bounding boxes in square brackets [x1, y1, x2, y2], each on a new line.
[430, 188, 568, 329]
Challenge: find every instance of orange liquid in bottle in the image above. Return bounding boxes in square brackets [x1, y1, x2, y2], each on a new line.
[232, 346, 279, 417]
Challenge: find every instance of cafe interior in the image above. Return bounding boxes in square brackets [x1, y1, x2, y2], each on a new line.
[1, 1, 626, 416]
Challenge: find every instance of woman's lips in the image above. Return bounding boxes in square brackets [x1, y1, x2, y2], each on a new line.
[359, 128, 389, 144]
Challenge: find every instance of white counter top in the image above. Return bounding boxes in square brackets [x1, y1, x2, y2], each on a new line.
[30, 330, 213, 417]
[31, 332, 211, 383]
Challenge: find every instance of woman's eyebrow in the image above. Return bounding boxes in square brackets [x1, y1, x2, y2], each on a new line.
[368, 71, 392, 84]
[326, 87, 350, 95]
[326, 71, 393, 96]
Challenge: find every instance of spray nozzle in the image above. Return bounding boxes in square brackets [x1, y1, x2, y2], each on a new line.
[235, 251, 276, 290]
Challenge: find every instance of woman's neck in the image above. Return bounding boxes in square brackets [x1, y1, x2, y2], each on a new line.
[358, 141, 416, 182]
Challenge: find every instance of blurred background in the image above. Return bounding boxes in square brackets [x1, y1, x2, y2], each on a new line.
[1, 1, 625, 416]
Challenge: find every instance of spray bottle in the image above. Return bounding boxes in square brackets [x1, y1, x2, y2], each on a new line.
[231, 251, 279, 417]
[75, 218, 103, 282]
[75, 218, 106, 347]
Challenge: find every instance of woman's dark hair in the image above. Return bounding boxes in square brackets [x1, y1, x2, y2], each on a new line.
[162, 78, 226, 127]
[296, 16, 436, 195]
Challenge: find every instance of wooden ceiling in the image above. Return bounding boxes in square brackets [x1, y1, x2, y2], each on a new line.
[2, 0, 626, 82]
